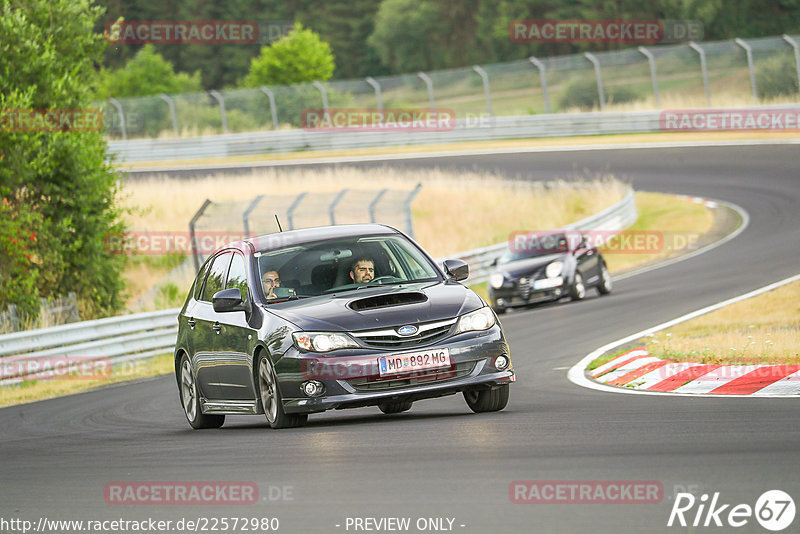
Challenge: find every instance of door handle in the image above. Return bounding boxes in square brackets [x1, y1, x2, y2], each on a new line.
[187, 318, 196, 328]
[212, 322, 221, 333]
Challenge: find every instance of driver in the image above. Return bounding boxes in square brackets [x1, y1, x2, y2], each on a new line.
[349, 258, 375, 284]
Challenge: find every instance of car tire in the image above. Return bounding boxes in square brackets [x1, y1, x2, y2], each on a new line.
[257, 355, 308, 429]
[569, 273, 586, 301]
[492, 301, 507, 315]
[378, 401, 413, 414]
[179, 354, 225, 429]
[463, 384, 509, 413]
[597, 264, 612, 295]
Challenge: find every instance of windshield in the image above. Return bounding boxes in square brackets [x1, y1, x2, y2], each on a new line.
[500, 232, 570, 263]
[255, 234, 440, 298]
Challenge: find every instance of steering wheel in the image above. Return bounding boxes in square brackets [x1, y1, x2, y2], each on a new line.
[367, 276, 400, 285]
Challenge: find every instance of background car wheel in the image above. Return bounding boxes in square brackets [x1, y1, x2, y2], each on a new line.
[491, 302, 507, 315]
[463, 384, 509, 413]
[569, 273, 586, 301]
[179, 354, 225, 429]
[378, 401, 413, 414]
[597, 264, 612, 295]
[257, 355, 307, 429]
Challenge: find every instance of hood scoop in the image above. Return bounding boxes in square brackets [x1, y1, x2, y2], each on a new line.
[348, 292, 427, 311]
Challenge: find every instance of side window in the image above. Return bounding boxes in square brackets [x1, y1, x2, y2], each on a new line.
[193, 260, 212, 301]
[201, 252, 232, 302]
[226, 253, 249, 301]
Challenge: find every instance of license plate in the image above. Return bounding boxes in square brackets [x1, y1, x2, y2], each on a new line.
[378, 348, 451, 377]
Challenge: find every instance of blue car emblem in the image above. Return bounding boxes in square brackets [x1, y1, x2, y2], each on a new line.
[397, 325, 418, 337]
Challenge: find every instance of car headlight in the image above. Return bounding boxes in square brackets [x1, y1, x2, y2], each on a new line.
[489, 273, 505, 289]
[456, 307, 496, 333]
[545, 261, 563, 278]
[292, 332, 358, 352]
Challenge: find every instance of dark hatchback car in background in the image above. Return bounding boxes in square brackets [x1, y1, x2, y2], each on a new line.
[175, 224, 514, 429]
[488, 231, 612, 314]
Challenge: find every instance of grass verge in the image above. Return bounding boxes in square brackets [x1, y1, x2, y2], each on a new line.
[0, 353, 174, 409]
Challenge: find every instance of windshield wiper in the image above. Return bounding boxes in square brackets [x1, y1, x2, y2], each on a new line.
[266, 294, 312, 303]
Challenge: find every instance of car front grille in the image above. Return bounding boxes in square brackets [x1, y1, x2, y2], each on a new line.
[352, 318, 456, 349]
[346, 361, 476, 391]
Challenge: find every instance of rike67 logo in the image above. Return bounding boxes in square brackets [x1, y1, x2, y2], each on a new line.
[668, 490, 795, 531]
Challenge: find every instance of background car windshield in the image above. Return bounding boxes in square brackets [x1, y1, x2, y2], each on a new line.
[257, 235, 439, 296]
[500, 232, 569, 263]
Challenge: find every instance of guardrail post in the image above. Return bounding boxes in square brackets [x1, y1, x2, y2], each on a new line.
[472, 66, 493, 117]
[417, 71, 436, 110]
[365, 77, 384, 120]
[312, 81, 330, 126]
[189, 199, 213, 272]
[243, 195, 264, 237]
[637, 46, 660, 108]
[208, 90, 228, 134]
[735, 38, 759, 103]
[782, 35, 800, 94]
[689, 41, 711, 105]
[583, 53, 605, 111]
[107, 98, 126, 140]
[368, 189, 388, 223]
[403, 183, 422, 238]
[259, 87, 279, 129]
[158, 94, 179, 137]
[329, 188, 349, 225]
[286, 192, 307, 230]
[528, 57, 550, 113]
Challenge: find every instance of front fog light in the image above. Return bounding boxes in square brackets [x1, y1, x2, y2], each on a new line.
[301, 380, 325, 397]
[495, 355, 509, 370]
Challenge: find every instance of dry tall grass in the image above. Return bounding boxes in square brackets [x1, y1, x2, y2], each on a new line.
[647, 280, 800, 364]
[119, 167, 629, 258]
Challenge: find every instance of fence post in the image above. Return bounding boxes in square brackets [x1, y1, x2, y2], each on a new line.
[417, 71, 436, 110]
[689, 41, 711, 105]
[782, 35, 800, 94]
[365, 77, 384, 120]
[472, 65, 493, 117]
[189, 199, 213, 272]
[329, 189, 349, 225]
[368, 189, 388, 223]
[286, 192, 307, 230]
[108, 98, 126, 140]
[528, 56, 551, 113]
[637, 46, 660, 108]
[243, 195, 264, 237]
[312, 81, 330, 127]
[208, 90, 228, 134]
[735, 38, 759, 103]
[158, 94, 179, 137]
[259, 87, 279, 129]
[404, 183, 422, 238]
[583, 53, 605, 111]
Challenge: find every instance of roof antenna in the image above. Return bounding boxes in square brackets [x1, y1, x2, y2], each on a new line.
[274, 214, 283, 232]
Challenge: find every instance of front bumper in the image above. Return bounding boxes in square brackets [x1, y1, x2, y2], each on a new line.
[275, 325, 513, 414]
[489, 284, 565, 309]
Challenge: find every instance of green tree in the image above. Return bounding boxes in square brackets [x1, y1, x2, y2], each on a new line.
[96, 44, 202, 99]
[0, 0, 126, 320]
[242, 22, 335, 87]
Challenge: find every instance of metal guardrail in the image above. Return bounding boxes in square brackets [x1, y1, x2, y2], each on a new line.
[0, 188, 634, 377]
[435, 187, 637, 284]
[108, 104, 800, 163]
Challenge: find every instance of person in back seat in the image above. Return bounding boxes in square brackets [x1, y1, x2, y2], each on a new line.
[310, 264, 337, 294]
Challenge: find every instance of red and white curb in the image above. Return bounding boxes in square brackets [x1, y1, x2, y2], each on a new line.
[591, 348, 800, 396]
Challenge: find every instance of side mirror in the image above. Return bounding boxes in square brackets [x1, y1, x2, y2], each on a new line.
[443, 259, 469, 282]
[212, 288, 246, 313]
[490, 257, 498, 267]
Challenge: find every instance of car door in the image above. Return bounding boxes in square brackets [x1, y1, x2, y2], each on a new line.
[211, 250, 258, 401]
[574, 236, 601, 286]
[192, 250, 233, 400]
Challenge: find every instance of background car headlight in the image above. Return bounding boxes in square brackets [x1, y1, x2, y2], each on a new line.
[292, 332, 358, 352]
[545, 261, 563, 278]
[457, 307, 496, 333]
[489, 273, 505, 289]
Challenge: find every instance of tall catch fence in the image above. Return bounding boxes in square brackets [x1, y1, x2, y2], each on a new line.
[101, 34, 800, 139]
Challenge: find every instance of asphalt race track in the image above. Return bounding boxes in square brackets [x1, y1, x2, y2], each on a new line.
[2, 144, 799, 534]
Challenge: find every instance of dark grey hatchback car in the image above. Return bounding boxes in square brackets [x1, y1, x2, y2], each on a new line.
[175, 224, 514, 429]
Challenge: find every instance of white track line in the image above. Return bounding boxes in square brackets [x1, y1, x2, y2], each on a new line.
[567, 272, 800, 398]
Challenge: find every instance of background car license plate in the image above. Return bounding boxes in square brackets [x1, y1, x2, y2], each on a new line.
[378, 348, 450, 377]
